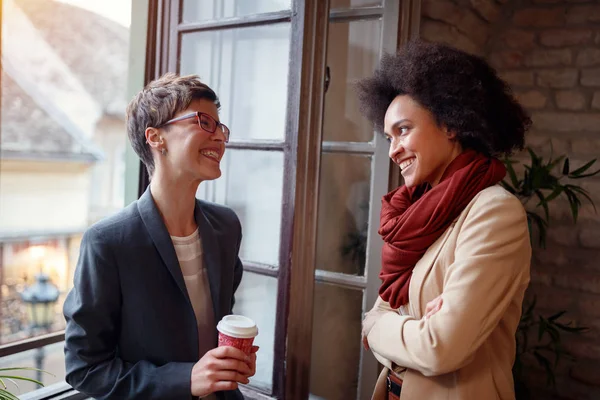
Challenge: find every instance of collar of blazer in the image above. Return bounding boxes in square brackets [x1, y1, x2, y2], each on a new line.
[136, 187, 223, 324]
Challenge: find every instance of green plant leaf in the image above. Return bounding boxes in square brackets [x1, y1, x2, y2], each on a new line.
[534, 190, 550, 221]
[527, 211, 548, 247]
[553, 344, 562, 367]
[528, 147, 541, 167]
[500, 180, 516, 194]
[544, 186, 564, 204]
[522, 169, 532, 197]
[538, 316, 547, 341]
[504, 158, 521, 188]
[0, 368, 48, 373]
[0, 366, 51, 397]
[564, 188, 581, 223]
[529, 165, 544, 190]
[508, 146, 595, 393]
[566, 185, 597, 213]
[546, 323, 560, 342]
[0, 375, 44, 387]
[571, 170, 600, 179]
[533, 351, 556, 386]
[548, 310, 566, 321]
[569, 159, 597, 177]
[548, 155, 566, 171]
[555, 322, 589, 333]
[562, 158, 570, 175]
[0, 389, 20, 400]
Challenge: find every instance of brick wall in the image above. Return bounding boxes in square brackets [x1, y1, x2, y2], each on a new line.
[421, 0, 600, 399]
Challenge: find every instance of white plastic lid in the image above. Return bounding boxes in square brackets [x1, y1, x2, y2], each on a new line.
[217, 315, 258, 339]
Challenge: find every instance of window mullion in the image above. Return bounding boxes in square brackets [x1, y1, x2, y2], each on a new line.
[357, 1, 408, 399]
[279, 0, 330, 399]
[177, 10, 293, 33]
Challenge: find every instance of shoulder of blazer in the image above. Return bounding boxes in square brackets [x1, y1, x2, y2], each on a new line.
[461, 184, 527, 222]
[470, 184, 523, 208]
[196, 199, 242, 236]
[84, 200, 142, 243]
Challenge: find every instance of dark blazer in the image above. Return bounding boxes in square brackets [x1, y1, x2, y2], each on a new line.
[63, 187, 244, 400]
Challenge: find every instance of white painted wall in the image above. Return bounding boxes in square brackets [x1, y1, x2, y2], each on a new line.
[0, 160, 92, 234]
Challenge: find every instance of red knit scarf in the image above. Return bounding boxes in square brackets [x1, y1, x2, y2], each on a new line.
[378, 150, 506, 309]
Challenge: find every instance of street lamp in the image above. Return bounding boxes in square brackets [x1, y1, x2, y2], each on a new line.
[20, 273, 59, 382]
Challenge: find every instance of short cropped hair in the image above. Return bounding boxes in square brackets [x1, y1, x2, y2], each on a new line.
[356, 40, 531, 157]
[126, 73, 220, 176]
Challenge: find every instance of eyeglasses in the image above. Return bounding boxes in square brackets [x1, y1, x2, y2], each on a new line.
[159, 112, 230, 143]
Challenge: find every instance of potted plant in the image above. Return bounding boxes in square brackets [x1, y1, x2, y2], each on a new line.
[501, 146, 599, 399]
[0, 366, 48, 400]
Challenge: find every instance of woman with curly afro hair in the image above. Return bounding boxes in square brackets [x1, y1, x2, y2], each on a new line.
[359, 40, 532, 400]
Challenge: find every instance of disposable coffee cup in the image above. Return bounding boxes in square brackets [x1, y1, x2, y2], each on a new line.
[217, 315, 258, 355]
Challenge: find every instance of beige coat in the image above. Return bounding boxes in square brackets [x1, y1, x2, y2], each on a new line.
[367, 185, 531, 400]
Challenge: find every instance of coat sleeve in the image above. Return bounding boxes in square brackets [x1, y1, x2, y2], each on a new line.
[367, 192, 531, 377]
[230, 253, 243, 313]
[229, 211, 244, 313]
[63, 227, 195, 400]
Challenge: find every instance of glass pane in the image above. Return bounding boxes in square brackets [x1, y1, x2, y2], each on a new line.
[0, 342, 65, 395]
[323, 19, 382, 142]
[1, 0, 130, 344]
[331, 0, 381, 8]
[182, 0, 291, 23]
[310, 283, 363, 400]
[316, 154, 371, 275]
[181, 24, 290, 141]
[233, 271, 278, 391]
[197, 150, 284, 266]
[0, 238, 80, 344]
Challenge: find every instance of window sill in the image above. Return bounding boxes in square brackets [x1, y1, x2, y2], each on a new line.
[19, 381, 88, 400]
[240, 386, 275, 400]
[20, 381, 273, 400]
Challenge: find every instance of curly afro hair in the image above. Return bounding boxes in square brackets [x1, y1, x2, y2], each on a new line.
[356, 40, 531, 157]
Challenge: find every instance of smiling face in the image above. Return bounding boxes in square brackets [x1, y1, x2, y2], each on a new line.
[158, 98, 227, 183]
[384, 95, 462, 188]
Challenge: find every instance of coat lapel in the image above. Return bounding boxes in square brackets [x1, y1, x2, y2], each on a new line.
[137, 188, 191, 307]
[409, 221, 456, 317]
[195, 200, 223, 323]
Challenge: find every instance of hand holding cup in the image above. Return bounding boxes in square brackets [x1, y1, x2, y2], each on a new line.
[217, 315, 258, 355]
[190, 315, 259, 397]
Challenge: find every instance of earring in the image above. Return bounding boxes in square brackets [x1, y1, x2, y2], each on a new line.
[161, 148, 167, 156]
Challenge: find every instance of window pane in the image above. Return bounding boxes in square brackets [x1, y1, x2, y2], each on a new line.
[310, 283, 362, 400]
[0, 237, 81, 343]
[316, 153, 371, 276]
[331, 0, 381, 8]
[323, 19, 382, 142]
[197, 150, 284, 266]
[233, 271, 277, 391]
[1, 0, 130, 344]
[182, 0, 291, 23]
[181, 24, 290, 141]
[0, 342, 65, 395]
